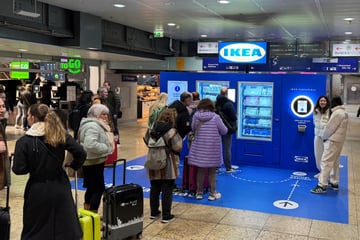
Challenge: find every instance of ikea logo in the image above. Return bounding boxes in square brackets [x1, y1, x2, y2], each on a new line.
[218, 42, 268, 64]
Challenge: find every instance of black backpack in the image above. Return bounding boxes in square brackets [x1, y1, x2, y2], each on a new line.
[68, 107, 81, 131]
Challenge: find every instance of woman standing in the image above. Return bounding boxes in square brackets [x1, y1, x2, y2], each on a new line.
[78, 104, 113, 213]
[188, 98, 228, 201]
[148, 92, 168, 127]
[313, 96, 330, 178]
[0, 97, 9, 190]
[12, 104, 87, 239]
[146, 108, 183, 223]
[311, 96, 348, 194]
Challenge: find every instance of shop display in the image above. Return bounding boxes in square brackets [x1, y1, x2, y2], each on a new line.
[137, 85, 159, 101]
[238, 82, 273, 140]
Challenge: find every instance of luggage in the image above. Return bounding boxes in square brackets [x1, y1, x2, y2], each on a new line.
[0, 155, 11, 240]
[105, 142, 118, 167]
[78, 209, 101, 240]
[74, 170, 101, 240]
[182, 156, 209, 193]
[103, 159, 143, 240]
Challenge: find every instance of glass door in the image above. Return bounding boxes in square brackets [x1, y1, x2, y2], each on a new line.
[238, 82, 273, 141]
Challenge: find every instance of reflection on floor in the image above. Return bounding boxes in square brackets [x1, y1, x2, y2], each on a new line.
[2, 104, 360, 239]
[74, 155, 349, 224]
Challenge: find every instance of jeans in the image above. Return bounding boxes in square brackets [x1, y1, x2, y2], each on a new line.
[222, 134, 232, 170]
[150, 179, 174, 218]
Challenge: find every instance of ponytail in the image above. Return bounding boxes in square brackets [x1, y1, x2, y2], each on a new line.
[45, 110, 66, 147]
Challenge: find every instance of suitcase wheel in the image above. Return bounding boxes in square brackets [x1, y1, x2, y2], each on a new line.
[136, 232, 142, 239]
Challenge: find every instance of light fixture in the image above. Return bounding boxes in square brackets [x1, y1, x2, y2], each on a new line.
[13, 0, 40, 18]
[167, 23, 176, 26]
[18, 48, 28, 52]
[218, 0, 230, 4]
[344, 17, 354, 21]
[113, 3, 126, 8]
[344, 31, 353, 35]
[201, 34, 208, 38]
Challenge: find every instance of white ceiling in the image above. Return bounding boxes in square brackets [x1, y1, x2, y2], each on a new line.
[3, 0, 360, 62]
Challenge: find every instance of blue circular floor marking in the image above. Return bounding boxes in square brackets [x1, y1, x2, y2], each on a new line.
[126, 165, 144, 170]
[273, 200, 299, 210]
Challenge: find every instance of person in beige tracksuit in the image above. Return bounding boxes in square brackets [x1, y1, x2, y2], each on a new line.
[311, 96, 348, 194]
[313, 96, 330, 177]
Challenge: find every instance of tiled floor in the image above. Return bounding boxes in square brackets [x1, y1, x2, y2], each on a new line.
[1, 105, 360, 240]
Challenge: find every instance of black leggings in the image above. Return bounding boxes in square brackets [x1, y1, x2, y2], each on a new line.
[82, 163, 105, 211]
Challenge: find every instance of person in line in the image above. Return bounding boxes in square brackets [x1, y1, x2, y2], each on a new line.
[20, 84, 37, 130]
[78, 103, 114, 212]
[168, 91, 192, 139]
[146, 108, 183, 223]
[148, 92, 168, 127]
[0, 88, 14, 130]
[73, 90, 94, 139]
[103, 81, 121, 143]
[313, 96, 330, 178]
[215, 87, 237, 172]
[12, 104, 87, 239]
[311, 96, 349, 194]
[187, 91, 200, 116]
[0, 97, 9, 191]
[98, 86, 119, 144]
[14, 82, 26, 129]
[188, 98, 228, 200]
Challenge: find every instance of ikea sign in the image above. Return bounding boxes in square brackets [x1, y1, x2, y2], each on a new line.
[218, 42, 268, 64]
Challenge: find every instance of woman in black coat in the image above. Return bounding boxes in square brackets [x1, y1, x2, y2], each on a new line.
[12, 104, 87, 240]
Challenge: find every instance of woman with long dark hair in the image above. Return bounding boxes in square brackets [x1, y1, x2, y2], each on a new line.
[313, 95, 330, 177]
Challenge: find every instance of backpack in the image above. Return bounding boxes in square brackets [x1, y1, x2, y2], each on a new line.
[217, 109, 238, 134]
[145, 134, 168, 170]
[68, 107, 81, 131]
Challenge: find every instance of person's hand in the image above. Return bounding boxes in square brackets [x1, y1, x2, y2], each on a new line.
[0, 141, 6, 153]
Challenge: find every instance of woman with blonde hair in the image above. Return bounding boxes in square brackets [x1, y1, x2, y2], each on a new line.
[148, 92, 168, 127]
[146, 108, 182, 223]
[12, 104, 87, 239]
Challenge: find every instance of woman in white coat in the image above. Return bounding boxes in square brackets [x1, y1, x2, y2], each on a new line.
[313, 96, 330, 178]
[311, 96, 348, 194]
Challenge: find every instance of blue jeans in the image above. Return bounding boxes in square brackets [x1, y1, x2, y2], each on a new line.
[222, 134, 232, 170]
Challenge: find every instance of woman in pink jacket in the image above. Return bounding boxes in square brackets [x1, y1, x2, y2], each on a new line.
[188, 98, 228, 201]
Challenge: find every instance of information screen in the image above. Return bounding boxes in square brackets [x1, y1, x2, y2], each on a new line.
[167, 80, 188, 104]
[196, 80, 229, 102]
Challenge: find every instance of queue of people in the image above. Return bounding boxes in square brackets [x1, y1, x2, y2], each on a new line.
[0, 79, 350, 237]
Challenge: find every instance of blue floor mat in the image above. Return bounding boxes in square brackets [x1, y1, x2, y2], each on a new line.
[72, 156, 349, 224]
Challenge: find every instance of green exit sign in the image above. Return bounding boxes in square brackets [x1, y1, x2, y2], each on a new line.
[153, 31, 164, 38]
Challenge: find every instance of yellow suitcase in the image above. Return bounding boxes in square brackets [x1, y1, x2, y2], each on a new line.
[79, 208, 101, 240]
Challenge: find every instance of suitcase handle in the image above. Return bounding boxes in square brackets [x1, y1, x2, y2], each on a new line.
[112, 159, 126, 186]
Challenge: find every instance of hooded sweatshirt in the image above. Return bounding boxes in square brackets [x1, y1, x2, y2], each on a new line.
[168, 100, 191, 138]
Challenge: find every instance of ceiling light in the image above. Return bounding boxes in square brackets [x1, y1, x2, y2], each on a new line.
[167, 23, 176, 26]
[344, 31, 353, 35]
[344, 17, 354, 21]
[18, 48, 28, 52]
[218, 0, 230, 4]
[113, 3, 126, 8]
[343, 39, 351, 43]
[201, 34, 208, 38]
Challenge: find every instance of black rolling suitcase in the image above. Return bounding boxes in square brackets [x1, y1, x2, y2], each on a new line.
[0, 155, 12, 240]
[103, 159, 143, 240]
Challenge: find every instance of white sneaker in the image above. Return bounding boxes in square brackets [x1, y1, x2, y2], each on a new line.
[208, 192, 221, 201]
[196, 192, 203, 200]
[314, 173, 320, 178]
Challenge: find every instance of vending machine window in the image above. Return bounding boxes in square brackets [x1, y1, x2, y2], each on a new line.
[238, 82, 273, 141]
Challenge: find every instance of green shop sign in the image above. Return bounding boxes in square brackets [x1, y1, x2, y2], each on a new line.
[10, 61, 30, 79]
[60, 58, 82, 74]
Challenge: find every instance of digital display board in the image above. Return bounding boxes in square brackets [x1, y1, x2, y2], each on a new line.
[10, 61, 29, 79]
[196, 80, 229, 102]
[167, 81, 188, 104]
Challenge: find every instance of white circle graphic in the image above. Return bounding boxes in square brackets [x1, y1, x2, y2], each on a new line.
[126, 165, 144, 170]
[290, 95, 314, 118]
[292, 172, 307, 176]
[273, 200, 299, 210]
